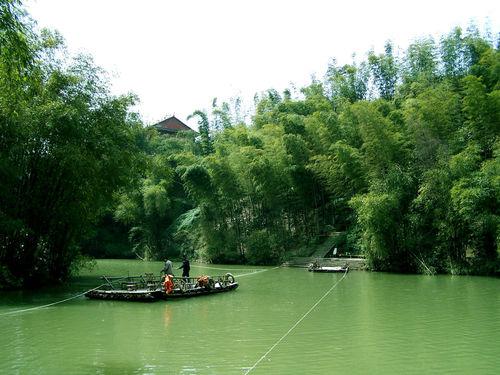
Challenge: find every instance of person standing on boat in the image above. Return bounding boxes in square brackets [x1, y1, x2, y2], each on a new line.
[162, 259, 174, 276]
[178, 255, 190, 278]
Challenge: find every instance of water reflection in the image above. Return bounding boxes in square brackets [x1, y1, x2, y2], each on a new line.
[163, 305, 172, 328]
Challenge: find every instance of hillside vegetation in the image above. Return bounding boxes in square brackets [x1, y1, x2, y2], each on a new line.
[1, 0, 498, 287]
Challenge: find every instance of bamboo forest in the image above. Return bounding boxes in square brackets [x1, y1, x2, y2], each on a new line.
[1, 0, 499, 289]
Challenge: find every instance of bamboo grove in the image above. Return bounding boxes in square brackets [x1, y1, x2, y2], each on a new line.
[1, 0, 498, 287]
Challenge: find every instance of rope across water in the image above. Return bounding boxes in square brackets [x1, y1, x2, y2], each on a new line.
[235, 266, 280, 278]
[0, 284, 106, 317]
[244, 268, 349, 374]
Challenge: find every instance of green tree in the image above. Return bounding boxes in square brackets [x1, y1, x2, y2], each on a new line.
[188, 110, 213, 155]
[368, 41, 399, 100]
[0, 9, 141, 287]
[326, 59, 369, 105]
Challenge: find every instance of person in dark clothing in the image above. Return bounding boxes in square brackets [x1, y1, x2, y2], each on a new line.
[178, 256, 190, 278]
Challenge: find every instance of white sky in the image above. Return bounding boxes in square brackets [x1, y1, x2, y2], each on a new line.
[26, 0, 499, 128]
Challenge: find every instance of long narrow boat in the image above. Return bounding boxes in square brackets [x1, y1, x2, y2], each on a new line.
[308, 262, 349, 273]
[85, 273, 238, 302]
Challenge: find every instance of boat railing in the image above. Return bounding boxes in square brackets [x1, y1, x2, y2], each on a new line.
[99, 273, 236, 292]
[99, 274, 162, 291]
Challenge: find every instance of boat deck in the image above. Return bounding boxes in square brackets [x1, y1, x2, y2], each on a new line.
[85, 273, 238, 302]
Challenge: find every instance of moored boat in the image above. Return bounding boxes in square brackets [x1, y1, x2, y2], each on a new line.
[85, 273, 238, 302]
[308, 262, 349, 273]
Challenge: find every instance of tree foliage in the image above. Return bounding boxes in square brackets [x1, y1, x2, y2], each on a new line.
[168, 25, 499, 274]
[0, 1, 141, 287]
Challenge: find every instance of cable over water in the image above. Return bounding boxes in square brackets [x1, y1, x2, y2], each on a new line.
[244, 268, 349, 374]
[193, 264, 264, 272]
[235, 266, 280, 278]
[0, 284, 106, 317]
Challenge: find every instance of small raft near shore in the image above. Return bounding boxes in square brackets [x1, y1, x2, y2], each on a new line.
[85, 273, 238, 302]
[308, 262, 349, 273]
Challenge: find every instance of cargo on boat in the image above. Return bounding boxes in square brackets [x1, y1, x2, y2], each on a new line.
[85, 273, 238, 302]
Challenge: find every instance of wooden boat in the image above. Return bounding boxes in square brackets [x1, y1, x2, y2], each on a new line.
[85, 273, 238, 302]
[308, 262, 349, 273]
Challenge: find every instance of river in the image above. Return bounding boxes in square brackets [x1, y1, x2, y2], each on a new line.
[0, 259, 499, 374]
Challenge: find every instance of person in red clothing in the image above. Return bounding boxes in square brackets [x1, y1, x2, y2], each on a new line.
[163, 274, 174, 294]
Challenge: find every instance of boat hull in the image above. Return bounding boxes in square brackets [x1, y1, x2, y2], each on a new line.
[85, 282, 239, 302]
[85, 289, 160, 302]
[308, 266, 349, 273]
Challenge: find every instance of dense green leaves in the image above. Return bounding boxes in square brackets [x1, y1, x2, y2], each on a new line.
[1, 2, 498, 285]
[0, 2, 141, 287]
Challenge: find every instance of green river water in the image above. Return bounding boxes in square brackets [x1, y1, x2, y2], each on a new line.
[0, 259, 499, 374]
